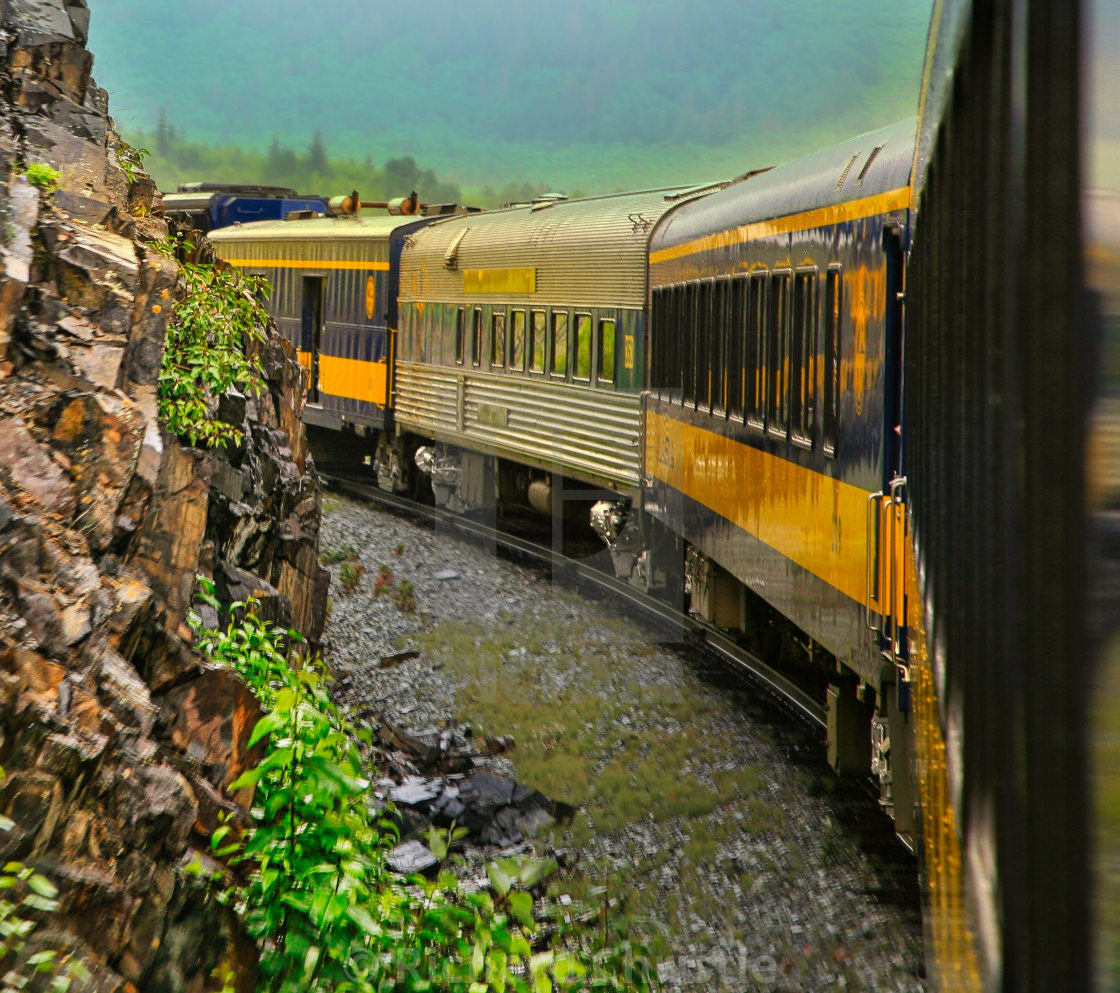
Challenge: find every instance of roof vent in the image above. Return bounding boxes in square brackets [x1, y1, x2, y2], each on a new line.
[444, 227, 469, 269]
[854, 144, 886, 188]
[834, 153, 861, 194]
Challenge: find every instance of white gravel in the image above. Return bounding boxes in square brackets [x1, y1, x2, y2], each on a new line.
[321, 493, 925, 993]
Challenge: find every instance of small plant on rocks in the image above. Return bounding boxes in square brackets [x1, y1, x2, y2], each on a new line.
[0, 770, 87, 992]
[373, 563, 394, 597]
[320, 546, 356, 565]
[23, 162, 60, 193]
[392, 579, 417, 614]
[394, 541, 405, 557]
[339, 558, 365, 593]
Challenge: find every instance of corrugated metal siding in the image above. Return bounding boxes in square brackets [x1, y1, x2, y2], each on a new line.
[394, 362, 642, 491]
[398, 189, 699, 310]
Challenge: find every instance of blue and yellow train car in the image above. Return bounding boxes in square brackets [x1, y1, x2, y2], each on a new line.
[209, 213, 419, 435]
[643, 119, 915, 819]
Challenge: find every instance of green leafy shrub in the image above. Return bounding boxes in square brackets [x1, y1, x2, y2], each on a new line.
[155, 241, 269, 449]
[23, 163, 60, 193]
[188, 577, 658, 993]
[115, 140, 149, 185]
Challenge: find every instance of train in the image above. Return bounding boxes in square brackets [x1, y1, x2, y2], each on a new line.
[196, 0, 1118, 988]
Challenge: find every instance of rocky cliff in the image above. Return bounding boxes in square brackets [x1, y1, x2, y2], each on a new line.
[0, 1, 327, 989]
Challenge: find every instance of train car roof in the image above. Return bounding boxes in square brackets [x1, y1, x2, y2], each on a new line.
[650, 119, 917, 261]
[398, 184, 725, 308]
[207, 212, 418, 243]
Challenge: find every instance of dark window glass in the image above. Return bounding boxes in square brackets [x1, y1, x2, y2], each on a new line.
[791, 270, 818, 441]
[455, 307, 465, 365]
[510, 310, 526, 371]
[551, 311, 569, 376]
[713, 278, 730, 413]
[530, 311, 546, 372]
[598, 318, 616, 384]
[491, 311, 506, 368]
[824, 268, 842, 454]
[472, 309, 483, 367]
[574, 314, 592, 380]
[682, 283, 697, 405]
[747, 274, 767, 425]
[728, 276, 747, 418]
[768, 272, 791, 433]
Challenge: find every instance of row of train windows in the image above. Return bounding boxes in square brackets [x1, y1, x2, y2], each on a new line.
[651, 267, 841, 454]
[453, 307, 615, 384]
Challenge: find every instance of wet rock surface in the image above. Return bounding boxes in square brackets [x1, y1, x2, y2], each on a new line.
[0, 2, 326, 988]
[323, 495, 926, 993]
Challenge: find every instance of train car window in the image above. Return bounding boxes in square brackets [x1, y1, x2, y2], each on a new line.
[791, 269, 818, 445]
[455, 307, 466, 365]
[823, 267, 842, 455]
[471, 308, 483, 367]
[767, 271, 791, 435]
[598, 318, 616, 384]
[530, 310, 546, 373]
[713, 278, 731, 414]
[574, 314, 592, 381]
[491, 311, 506, 368]
[728, 275, 747, 419]
[696, 281, 714, 410]
[746, 273, 767, 427]
[510, 310, 526, 372]
[551, 311, 569, 377]
[682, 283, 697, 406]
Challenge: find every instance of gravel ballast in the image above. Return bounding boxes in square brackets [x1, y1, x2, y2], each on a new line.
[321, 493, 925, 992]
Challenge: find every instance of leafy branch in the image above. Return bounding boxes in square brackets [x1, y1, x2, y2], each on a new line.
[188, 577, 658, 993]
[154, 240, 270, 449]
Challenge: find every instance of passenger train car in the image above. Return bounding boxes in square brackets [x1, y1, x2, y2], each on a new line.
[386, 187, 718, 517]
[210, 213, 421, 436]
[643, 119, 915, 824]
[199, 0, 1113, 984]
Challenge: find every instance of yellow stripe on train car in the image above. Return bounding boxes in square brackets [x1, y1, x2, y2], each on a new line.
[224, 258, 390, 271]
[649, 187, 912, 266]
[295, 351, 389, 405]
[644, 409, 869, 602]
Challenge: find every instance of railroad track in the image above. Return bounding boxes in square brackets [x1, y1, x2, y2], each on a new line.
[320, 470, 825, 731]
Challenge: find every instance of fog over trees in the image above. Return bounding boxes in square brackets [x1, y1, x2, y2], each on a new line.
[89, 0, 931, 194]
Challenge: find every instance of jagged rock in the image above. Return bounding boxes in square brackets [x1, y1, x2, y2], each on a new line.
[387, 839, 439, 875]
[0, 2, 327, 986]
[35, 389, 143, 551]
[158, 665, 264, 800]
[0, 176, 38, 360]
[0, 414, 76, 516]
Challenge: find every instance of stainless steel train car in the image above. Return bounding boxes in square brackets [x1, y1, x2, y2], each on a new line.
[386, 187, 717, 516]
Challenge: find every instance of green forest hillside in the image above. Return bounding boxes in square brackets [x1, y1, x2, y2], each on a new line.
[89, 0, 932, 195]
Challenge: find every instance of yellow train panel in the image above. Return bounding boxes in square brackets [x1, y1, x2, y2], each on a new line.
[644, 409, 870, 603]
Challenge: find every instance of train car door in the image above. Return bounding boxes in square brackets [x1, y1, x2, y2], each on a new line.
[301, 276, 325, 404]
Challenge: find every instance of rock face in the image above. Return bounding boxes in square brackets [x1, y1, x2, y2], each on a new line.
[0, 2, 327, 989]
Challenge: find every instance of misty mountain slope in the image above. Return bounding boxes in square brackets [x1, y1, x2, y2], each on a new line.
[88, 0, 931, 189]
